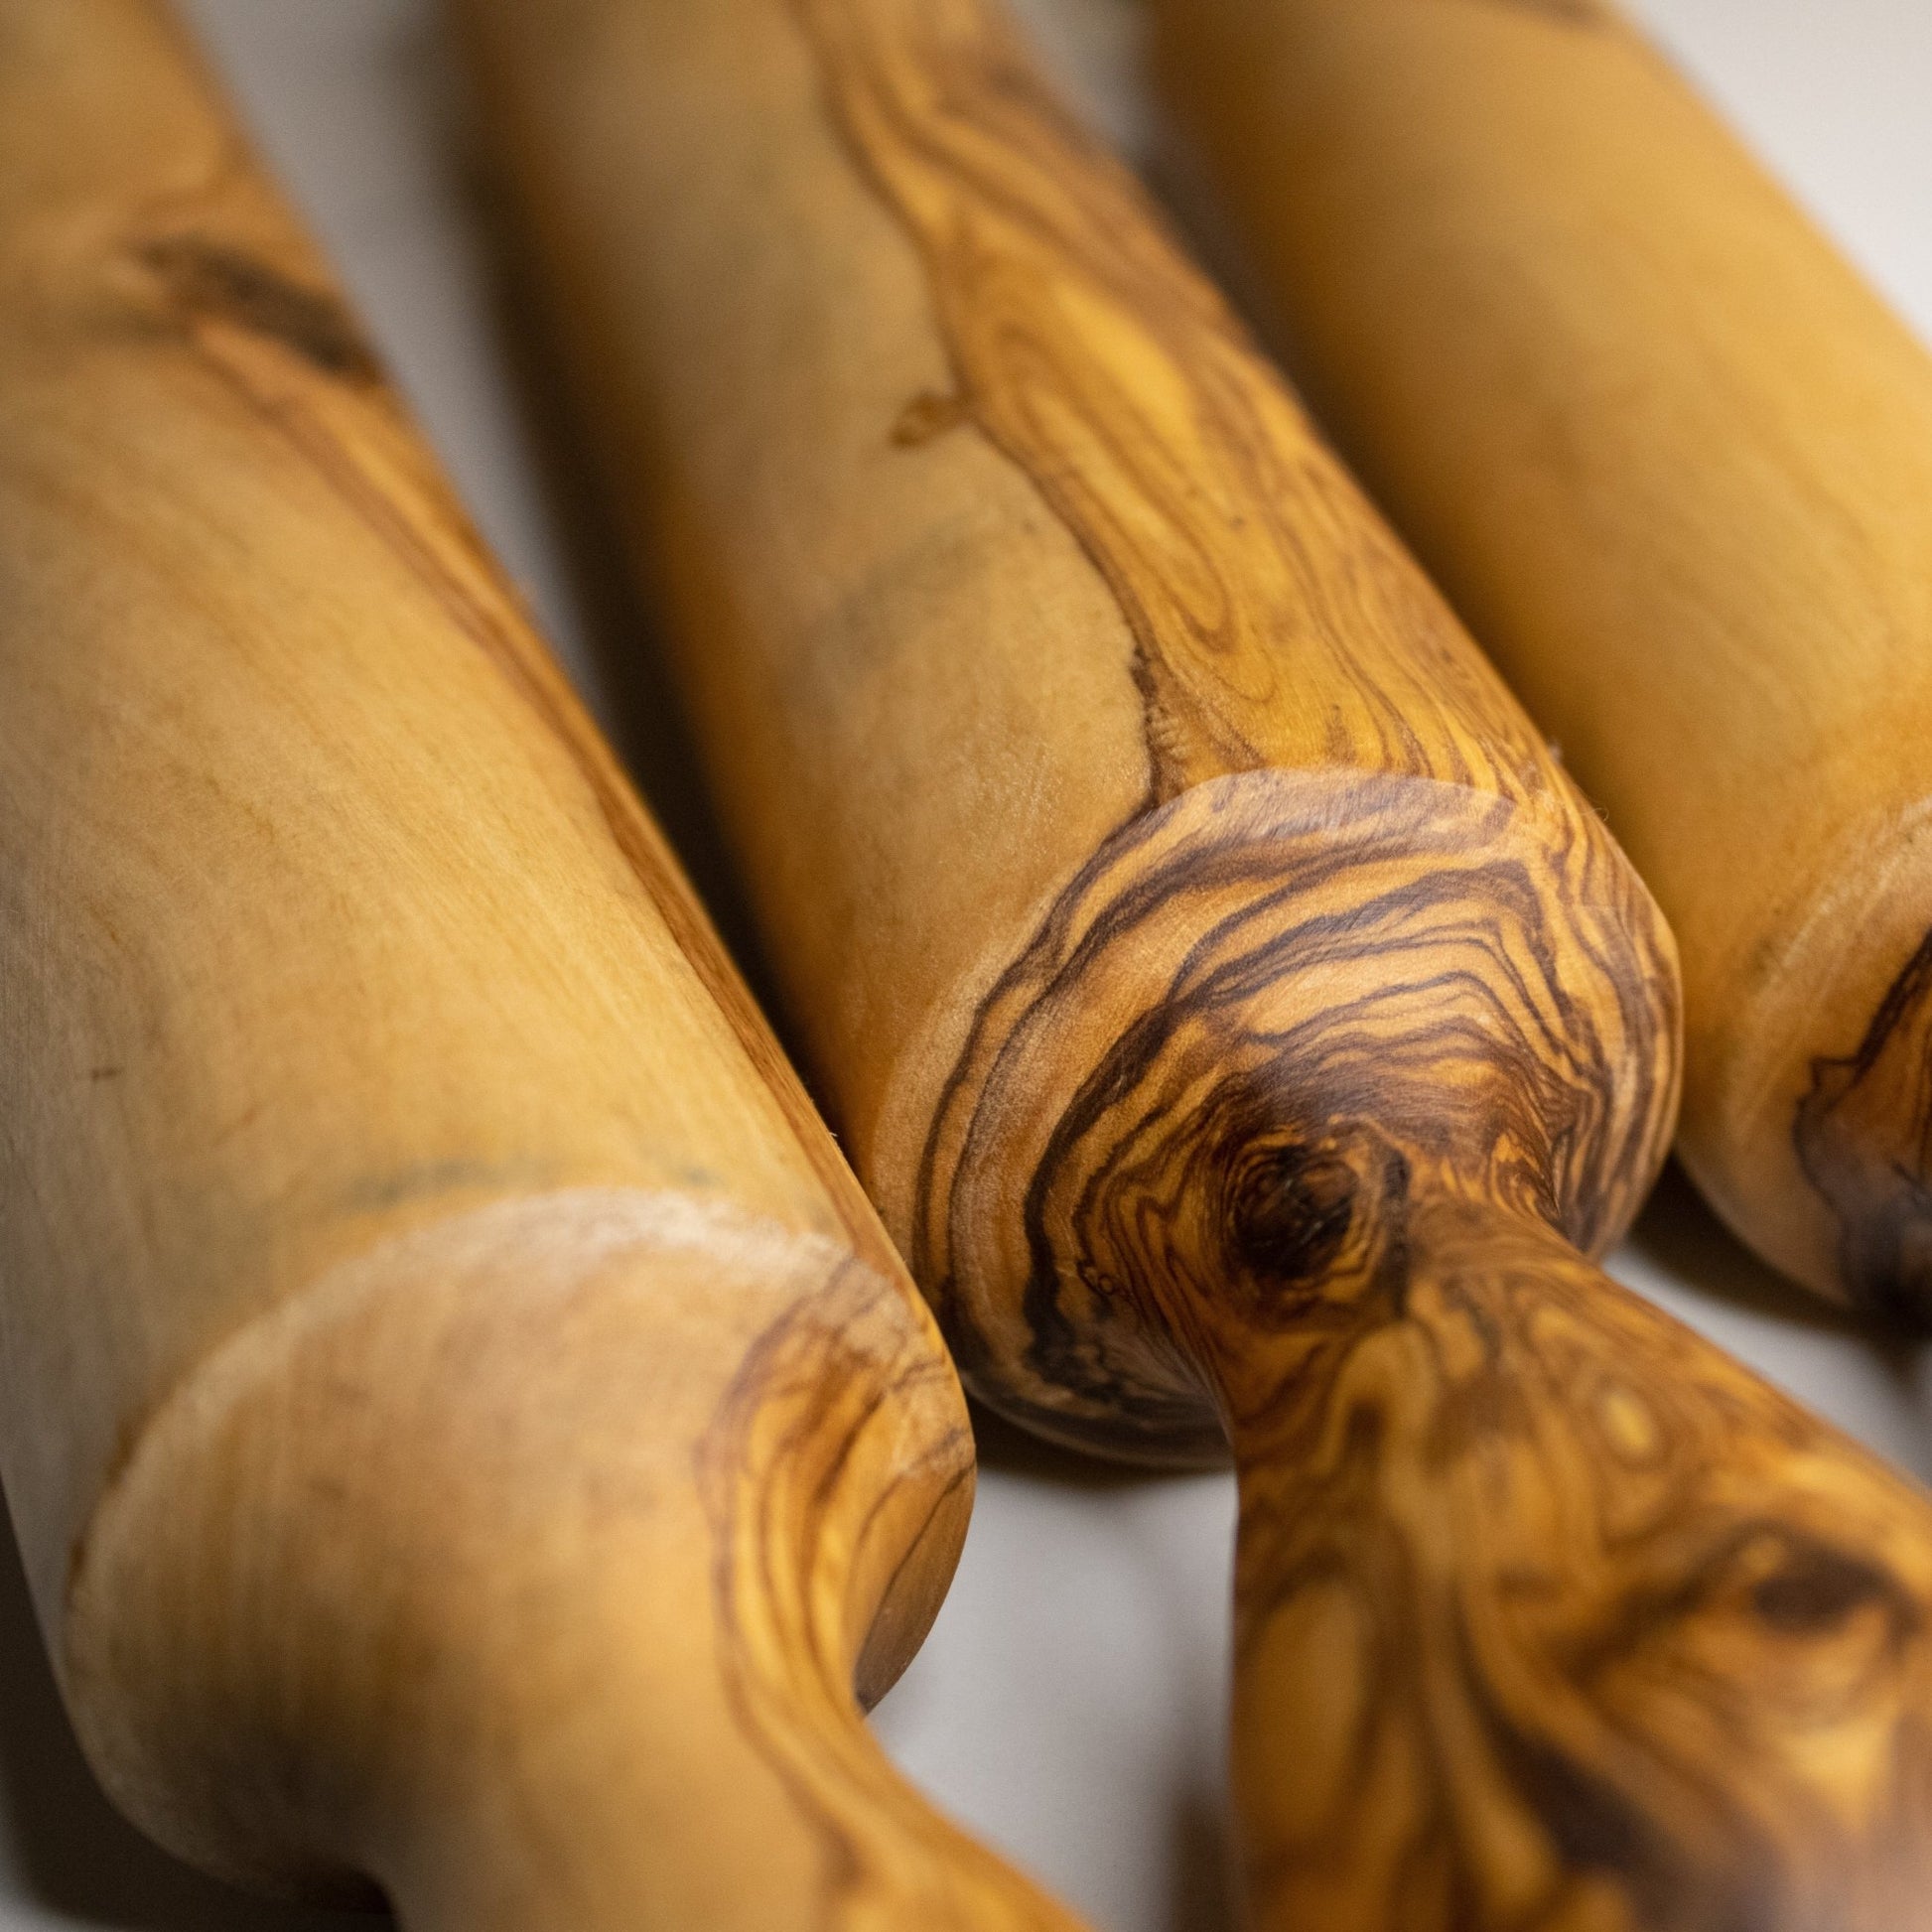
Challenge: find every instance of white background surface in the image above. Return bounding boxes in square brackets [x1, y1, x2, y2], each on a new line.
[2, 3, 1930, 1928]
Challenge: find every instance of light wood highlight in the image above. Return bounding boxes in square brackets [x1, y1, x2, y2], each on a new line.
[457, 0, 1932, 1925]
[1153, 0, 1932, 1324]
[0, 3, 1084, 1926]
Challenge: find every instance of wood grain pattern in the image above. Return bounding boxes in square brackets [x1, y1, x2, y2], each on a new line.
[1223, 1203, 1932, 1932]
[913, 769, 1673, 1458]
[0, 3, 1081, 1925]
[793, 0, 1558, 813]
[1153, 0, 1932, 1325]
[457, 0, 1932, 1922]
[1796, 930, 1932, 1322]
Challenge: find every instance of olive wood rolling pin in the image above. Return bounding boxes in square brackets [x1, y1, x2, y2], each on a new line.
[457, 0, 1932, 1925]
[1152, 0, 1932, 1325]
[0, 4, 1087, 1927]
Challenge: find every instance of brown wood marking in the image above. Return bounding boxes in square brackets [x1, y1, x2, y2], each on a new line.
[1454, 0, 1615, 27]
[129, 219, 902, 1283]
[138, 235, 383, 385]
[789, 0, 1560, 814]
[697, 1262, 1069, 1931]
[1797, 926, 1932, 1323]
[891, 387, 970, 447]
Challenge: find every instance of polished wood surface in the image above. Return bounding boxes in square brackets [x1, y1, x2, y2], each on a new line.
[0, 3, 1083, 1925]
[458, 0, 1932, 1925]
[1153, 0, 1932, 1328]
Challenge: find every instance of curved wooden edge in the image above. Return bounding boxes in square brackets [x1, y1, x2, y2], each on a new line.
[64, 1192, 1082, 1930]
[917, 766, 1680, 1460]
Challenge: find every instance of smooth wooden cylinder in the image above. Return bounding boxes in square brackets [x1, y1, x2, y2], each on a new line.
[0, 4, 1081, 1926]
[457, 0, 1932, 1926]
[1152, 0, 1932, 1323]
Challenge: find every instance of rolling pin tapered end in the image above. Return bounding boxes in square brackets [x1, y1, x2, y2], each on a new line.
[61, 1192, 1072, 1931]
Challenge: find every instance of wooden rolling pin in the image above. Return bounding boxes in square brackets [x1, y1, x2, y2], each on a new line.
[0, 4, 1088, 1927]
[1152, 0, 1932, 1325]
[456, 0, 1932, 1925]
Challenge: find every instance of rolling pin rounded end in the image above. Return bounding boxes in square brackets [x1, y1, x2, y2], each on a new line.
[55, 1190, 1067, 1929]
[1689, 843, 1932, 1328]
[915, 763, 1679, 1464]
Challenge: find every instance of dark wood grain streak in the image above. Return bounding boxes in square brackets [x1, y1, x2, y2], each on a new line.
[697, 1263, 1070, 1930]
[1796, 926, 1932, 1323]
[139, 234, 383, 383]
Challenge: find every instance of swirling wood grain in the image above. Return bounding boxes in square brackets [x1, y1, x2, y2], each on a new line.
[914, 768, 1676, 1458]
[1227, 1205, 1932, 1931]
[906, 760, 1932, 1928]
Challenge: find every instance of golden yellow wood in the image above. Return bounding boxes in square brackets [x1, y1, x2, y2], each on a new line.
[0, 3, 1085, 1926]
[458, 0, 1932, 1925]
[1153, 0, 1932, 1325]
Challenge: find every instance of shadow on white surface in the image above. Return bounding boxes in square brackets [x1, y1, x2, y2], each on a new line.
[1162, 1797, 1237, 1932]
[871, 1411, 1240, 1932]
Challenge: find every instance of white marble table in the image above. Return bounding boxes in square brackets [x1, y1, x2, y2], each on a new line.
[1, 4, 1927, 1927]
